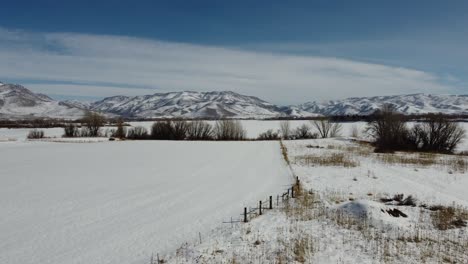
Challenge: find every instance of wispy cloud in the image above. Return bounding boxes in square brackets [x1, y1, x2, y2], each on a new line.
[0, 27, 457, 104]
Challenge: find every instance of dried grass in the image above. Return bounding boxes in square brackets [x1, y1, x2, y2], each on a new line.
[430, 205, 468, 230]
[294, 153, 359, 168]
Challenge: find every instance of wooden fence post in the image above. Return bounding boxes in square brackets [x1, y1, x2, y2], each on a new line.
[277, 195, 279, 206]
[244, 207, 248, 223]
[291, 187, 295, 198]
[269, 195, 273, 209]
[259, 201, 262, 215]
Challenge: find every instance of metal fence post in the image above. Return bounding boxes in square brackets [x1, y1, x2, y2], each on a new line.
[269, 196, 273, 209]
[259, 201, 262, 215]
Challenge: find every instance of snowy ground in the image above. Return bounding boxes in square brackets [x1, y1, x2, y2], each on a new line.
[0, 140, 292, 264]
[165, 138, 468, 263]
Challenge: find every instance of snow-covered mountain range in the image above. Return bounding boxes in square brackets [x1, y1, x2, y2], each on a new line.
[90, 91, 281, 118]
[0, 83, 86, 119]
[1, 82, 468, 119]
[293, 94, 468, 116]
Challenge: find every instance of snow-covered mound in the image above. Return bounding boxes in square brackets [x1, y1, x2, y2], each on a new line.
[337, 200, 413, 230]
[291, 94, 468, 116]
[0, 83, 85, 119]
[90, 91, 282, 118]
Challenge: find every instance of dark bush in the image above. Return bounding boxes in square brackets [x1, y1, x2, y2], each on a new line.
[126, 126, 149, 139]
[257, 129, 280, 140]
[150, 120, 189, 140]
[366, 104, 415, 152]
[27, 129, 44, 139]
[293, 124, 318, 139]
[63, 123, 79, 137]
[410, 115, 465, 153]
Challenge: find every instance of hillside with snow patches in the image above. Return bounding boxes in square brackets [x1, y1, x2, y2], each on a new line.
[1, 82, 468, 119]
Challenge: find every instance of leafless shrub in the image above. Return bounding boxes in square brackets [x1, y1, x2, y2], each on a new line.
[294, 153, 358, 167]
[213, 120, 246, 140]
[411, 115, 465, 153]
[171, 121, 190, 140]
[311, 119, 342, 138]
[63, 123, 79, 137]
[257, 129, 280, 140]
[293, 124, 317, 139]
[367, 104, 413, 152]
[126, 126, 149, 139]
[186, 121, 213, 140]
[27, 129, 44, 139]
[81, 112, 106, 137]
[279, 120, 291, 139]
[151, 120, 188, 140]
[150, 121, 172, 139]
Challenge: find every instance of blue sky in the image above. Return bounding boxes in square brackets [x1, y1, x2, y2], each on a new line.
[0, 0, 467, 104]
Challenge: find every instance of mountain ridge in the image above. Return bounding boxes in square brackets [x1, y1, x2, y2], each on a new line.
[1, 82, 468, 119]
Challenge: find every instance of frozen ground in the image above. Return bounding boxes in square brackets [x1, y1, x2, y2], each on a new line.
[0, 140, 291, 264]
[166, 138, 468, 263]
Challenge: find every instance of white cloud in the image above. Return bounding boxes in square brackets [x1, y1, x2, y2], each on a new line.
[0, 27, 456, 104]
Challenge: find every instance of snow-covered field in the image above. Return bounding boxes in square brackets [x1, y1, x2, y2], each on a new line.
[0, 140, 291, 264]
[165, 138, 468, 263]
[2, 120, 468, 264]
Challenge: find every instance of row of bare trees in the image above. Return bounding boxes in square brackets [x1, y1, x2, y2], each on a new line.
[273, 119, 342, 140]
[63, 112, 107, 137]
[150, 120, 246, 140]
[367, 105, 465, 153]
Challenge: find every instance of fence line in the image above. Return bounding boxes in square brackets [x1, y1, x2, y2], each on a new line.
[222, 176, 300, 224]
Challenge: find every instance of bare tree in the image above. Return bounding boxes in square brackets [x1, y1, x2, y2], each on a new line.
[279, 121, 291, 139]
[311, 119, 342, 138]
[27, 129, 44, 139]
[411, 115, 465, 153]
[186, 121, 213, 140]
[366, 104, 412, 152]
[82, 112, 106, 137]
[114, 118, 126, 139]
[214, 120, 246, 140]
